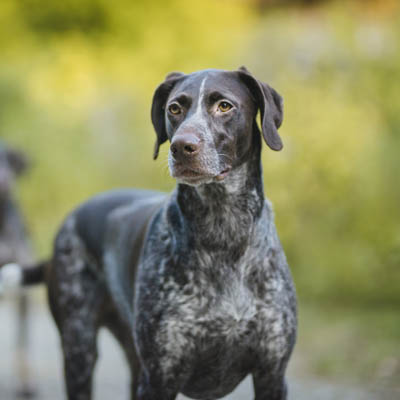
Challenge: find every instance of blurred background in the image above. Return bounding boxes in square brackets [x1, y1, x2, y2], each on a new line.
[0, 0, 399, 398]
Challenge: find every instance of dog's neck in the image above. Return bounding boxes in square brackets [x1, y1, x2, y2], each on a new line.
[174, 131, 266, 258]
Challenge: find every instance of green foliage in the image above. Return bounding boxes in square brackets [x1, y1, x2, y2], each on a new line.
[296, 301, 400, 386]
[19, 0, 109, 35]
[238, 1, 400, 306]
[0, 0, 399, 310]
[0, 0, 252, 254]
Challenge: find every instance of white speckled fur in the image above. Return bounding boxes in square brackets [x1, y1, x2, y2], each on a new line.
[47, 69, 297, 400]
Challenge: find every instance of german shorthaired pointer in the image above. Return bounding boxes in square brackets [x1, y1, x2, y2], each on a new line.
[42, 67, 297, 399]
[0, 142, 36, 398]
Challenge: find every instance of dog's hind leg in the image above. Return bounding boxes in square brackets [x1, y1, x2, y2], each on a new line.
[50, 282, 102, 400]
[60, 314, 99, 400]
[105, 314, 141, 400]
[48, 222, 105, 400]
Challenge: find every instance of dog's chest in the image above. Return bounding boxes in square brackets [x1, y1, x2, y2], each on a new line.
[159, 250, 277, 347]
[191, 271, 257, 338]
[155, 252, 285, 397]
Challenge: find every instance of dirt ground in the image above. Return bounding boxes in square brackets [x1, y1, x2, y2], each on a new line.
[0, 293, 397, 400]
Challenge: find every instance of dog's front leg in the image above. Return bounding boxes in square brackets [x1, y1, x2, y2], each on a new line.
[252, 369, 288, 400]
[136, 368, 181, 400]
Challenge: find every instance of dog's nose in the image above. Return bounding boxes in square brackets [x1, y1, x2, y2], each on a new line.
[170, 134, 201, 160]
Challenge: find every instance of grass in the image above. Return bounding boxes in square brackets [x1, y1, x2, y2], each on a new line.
[292, 301, 400, 389]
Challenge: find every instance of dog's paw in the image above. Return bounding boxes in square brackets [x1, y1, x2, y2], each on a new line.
[0, 263, 22, 295]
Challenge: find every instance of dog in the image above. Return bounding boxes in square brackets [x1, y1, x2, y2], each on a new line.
[0, 142, 36, 398]
[24, 67, 297, 399]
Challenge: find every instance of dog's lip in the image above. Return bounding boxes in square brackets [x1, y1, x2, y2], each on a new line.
[175, 168, 210, 178]
[215, 167, 232, 181]
[172, 167, 213, 182]
[180, 169, 205, 177]
[172, 165, 232, 183]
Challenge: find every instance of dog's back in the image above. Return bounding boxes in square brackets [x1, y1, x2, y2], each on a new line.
[75, 189, 163, 263]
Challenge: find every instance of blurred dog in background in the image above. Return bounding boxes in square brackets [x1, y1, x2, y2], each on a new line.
[0, 141, 36, 398]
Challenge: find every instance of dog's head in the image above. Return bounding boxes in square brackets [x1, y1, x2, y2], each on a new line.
[151, 67, 283, 186]
[0, 142, 29, 199]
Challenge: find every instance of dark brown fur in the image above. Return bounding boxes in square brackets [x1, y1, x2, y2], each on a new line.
[46, 68, 297, 400]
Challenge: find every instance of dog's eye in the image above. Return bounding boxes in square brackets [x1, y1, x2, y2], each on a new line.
[218, 101, 233, 112]
[168, 103, 181, 115]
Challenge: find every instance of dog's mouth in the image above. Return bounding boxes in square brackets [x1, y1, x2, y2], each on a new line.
[172, 166, 232, 185]
[172, 168, 213, 185]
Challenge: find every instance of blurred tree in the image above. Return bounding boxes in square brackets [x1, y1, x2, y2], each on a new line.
[19, 0, 109, 35]
[0, 0, 398, 308]
[0, 0, 252, 254]
[238, 0, 400, 305]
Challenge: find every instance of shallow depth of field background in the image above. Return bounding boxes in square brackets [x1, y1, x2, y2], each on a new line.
[1, 0, 399, 391]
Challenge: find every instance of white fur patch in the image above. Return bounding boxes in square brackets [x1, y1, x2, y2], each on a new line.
[0, 263, 23, 295]
[196, 77, 207, 114]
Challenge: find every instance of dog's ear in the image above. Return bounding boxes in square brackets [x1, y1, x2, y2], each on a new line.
[151, 72, 185, 160]
[237, 66, 283, 151]
[6, 148, 30, 176]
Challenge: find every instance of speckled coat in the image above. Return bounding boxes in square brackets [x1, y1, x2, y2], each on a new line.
[47, 68, 297, 400]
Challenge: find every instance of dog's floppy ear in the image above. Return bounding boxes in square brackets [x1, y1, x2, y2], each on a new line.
[237, 66, 283, 151]
[6, 148, 30, 176]
[151, 72, 185, 160]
